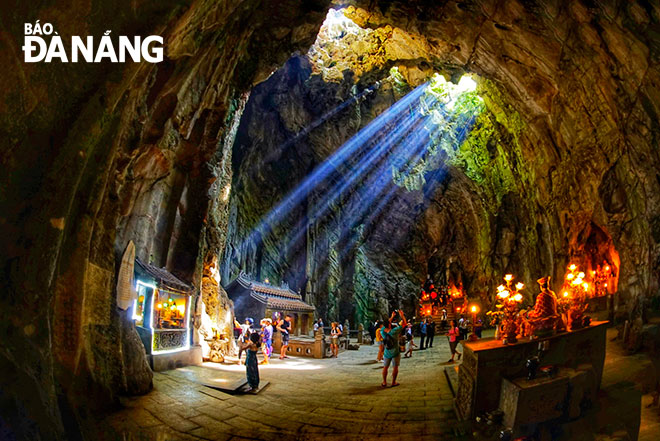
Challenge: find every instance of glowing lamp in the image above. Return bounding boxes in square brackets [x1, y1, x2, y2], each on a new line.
[567, 273, 574, 280]
[156, 303, 163, 310]
[563, 291, 569, 297]
[604, 283, 608, 288]
[170, 305, 176, 311]
[497, 285, 506, 292]
[569, 264, 577, 271]
[583, 282, 589, 290]
[605, 266, 610, 271]
[515, 282, 524, 290]
[177, 304, 185, 313]
[168, 298, 173, 303]
[470, 305, 480, 314]
[504, 274, 513, 282]
[578, 272, 585, 279]
[513, 293, 523, 302]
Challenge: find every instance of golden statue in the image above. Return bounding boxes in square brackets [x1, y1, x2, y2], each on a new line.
[528, 276, 563, 335]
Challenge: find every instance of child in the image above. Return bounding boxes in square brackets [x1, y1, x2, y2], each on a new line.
[374, 321, 384, 362]
[330, 322, 342, 357]
[240, 332, 261, 392]
[404, 330, 417, 358]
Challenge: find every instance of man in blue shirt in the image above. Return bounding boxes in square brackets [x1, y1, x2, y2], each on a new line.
[420, 318, 428, 350]
[381, 309, 407, 387]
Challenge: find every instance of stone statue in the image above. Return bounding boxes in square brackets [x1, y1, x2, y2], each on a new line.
[528, 276, 561, 336]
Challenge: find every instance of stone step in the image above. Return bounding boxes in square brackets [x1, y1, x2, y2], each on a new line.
[444, 365, 459, 398]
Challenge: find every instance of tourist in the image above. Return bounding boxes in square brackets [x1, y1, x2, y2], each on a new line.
[474, 318, 483, 338]
[375, 320, 384, 362]
[447, 319, 462, 363]
[330, 322, 341, 357]
[313, 318, 324, 333]
[277, 314, 292, 359]
[419, 318, 427, 350]
[239, 332, 261, 392]
[381, 309, 407, 387]
[427, 319, 436, 348]
[440, 308, 448, 331]
[235, 317, 253, 365]
[260, 318, 273, 364]
[368, 321, 376, 342]
[458, 315, 469, 341]
[403, 329, 417, 358]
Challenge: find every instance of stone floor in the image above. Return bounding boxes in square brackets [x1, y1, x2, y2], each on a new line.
[99, 329, 660, 441]
[101, 340, 466, 441]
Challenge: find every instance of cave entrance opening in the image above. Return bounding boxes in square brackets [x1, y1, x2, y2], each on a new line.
[223, 7, 496, 328]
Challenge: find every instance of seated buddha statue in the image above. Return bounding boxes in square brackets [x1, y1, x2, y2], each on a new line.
[528, 276, 561, 335]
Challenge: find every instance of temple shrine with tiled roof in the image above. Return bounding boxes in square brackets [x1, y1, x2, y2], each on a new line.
[225, 272, 315, 336]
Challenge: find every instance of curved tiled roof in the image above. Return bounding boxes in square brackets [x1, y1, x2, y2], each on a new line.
[238, 271, 315, 313]
[135, 258, 193, 294]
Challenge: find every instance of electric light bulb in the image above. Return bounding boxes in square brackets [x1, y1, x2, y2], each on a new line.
[515, 282, 524, 290]
[604, 283, 608, 287]
[497, 285, 505, 292]
[563, 292, 569, 297]
[583, 283, 589, 290]
[569, 264, 576, 271]
[566, 273, 574, 280]
[156, 303, 162, 310]
[605, 266, 610, 271]
[513, 293, 523, 302]
[578, 272, 585, 279]
[504, 274, 513, 282]
[471, 306, 477, 313]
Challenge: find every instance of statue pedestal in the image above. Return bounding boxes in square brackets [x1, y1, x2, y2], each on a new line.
[499, 366, 597, 435]
[455, 321, 607, 420]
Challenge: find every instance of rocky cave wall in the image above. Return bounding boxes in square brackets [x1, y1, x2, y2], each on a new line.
[1, 1, 330, 439]
[2, 0, 660, 439]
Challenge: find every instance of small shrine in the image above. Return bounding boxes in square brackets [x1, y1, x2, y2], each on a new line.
[133, 258, 201, 371]
[457, 269, 613, 438]
[225, 272, 315, 337]
[418, 277, 466, 324]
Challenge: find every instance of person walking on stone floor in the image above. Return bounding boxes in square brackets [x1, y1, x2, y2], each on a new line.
[403, 327, 417, 358]
[330, 321, 341, 357]
[239, 332, 261, 392]
[375, 320, 384, 362]
[419, 318, 428, 350]
[447, 319, 462, 363]
[427, 319, 436, 348]
[458, 315, 469, 341]
[381, 310, 407, 387]
[277, 314, 292, 359]
[260, 318, 273, 364]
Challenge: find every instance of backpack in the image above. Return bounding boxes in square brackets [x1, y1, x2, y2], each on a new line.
[383, 331, 396, 350]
